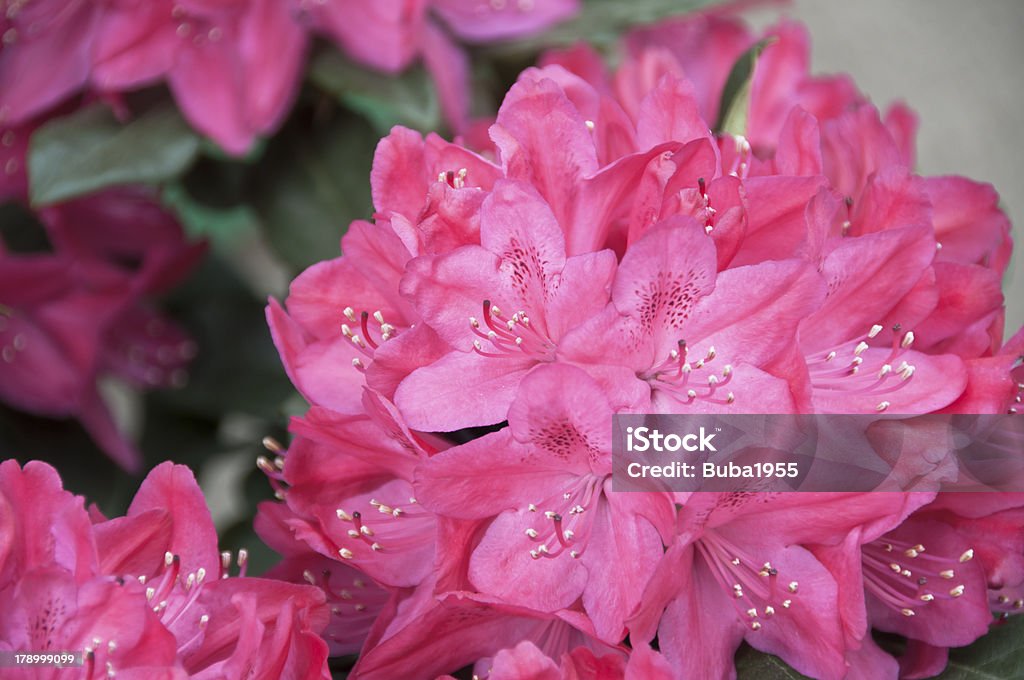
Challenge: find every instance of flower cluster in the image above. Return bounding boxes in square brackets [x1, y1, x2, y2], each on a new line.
[0, 189, 204, 471]
[0, 0, 578, 155]
[0, 460, 331, 678]
[258, 13, 1024, 679]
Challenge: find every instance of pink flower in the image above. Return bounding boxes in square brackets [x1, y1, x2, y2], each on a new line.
[349, 579, 625, 680]
[629, 493, 927, 679]
[256, 501, 390, 657]
[557, 218, 824, 414]
[0, 459, 332, 679]
[294, 0, 579, 131]
[255, 391, 450, 589]
[415, 363, 673, 641]
[260, 9, 1023, 677]
[0, 189, 202, 470]
[395, 180, 619, 430]
[92, 0, 307, 154]
[0, 0, 99, 126]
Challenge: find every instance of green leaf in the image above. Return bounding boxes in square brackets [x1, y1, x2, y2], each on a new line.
[714, 38, 775, 138]
[481, 0, 718, 56]
[734, 644, 812, 680]
[735, 619, 1024, 680]
[936, 616, 1024, 679]
[249, 112, 376, 272]
[309, 50, 441, 134]
[162, 183, 258, 245]
[29, 105, 201, 206]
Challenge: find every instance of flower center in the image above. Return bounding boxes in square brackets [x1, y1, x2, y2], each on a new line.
[861, 536, 972, 618]
[301, 568, 387, 642]
[340, 306, 400, 372]
[522, 475, 603, 561]
[642, 340, 736, 406]
[808, 324, 917, 412]
[470, 300, 556, 362]
[696, 531, 799, 631]
[333, 490, 433, 562]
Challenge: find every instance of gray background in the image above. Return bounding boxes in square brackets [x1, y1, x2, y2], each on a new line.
[749, 0, 1024, 338]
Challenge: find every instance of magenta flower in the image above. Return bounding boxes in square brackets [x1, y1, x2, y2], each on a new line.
[558, 218, 824, 414]
[92, 0, 307, 154]
[294, 0, 579, 130]
[415, 363, 673, 641]
[349, 579, 625, 680]
[259, 9, 1023, 677]
[629, 493, 928, 679]
[0, 189, 202, 470]
[395, 180, 620, 430]
[0, 0, 99, 126]
[255, 391, 450, 589]
[0, 460, 332, 679]
[257, 501, 390, 657]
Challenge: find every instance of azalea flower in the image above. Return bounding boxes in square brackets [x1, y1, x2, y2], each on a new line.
[349, 579, 625, 680]
[0, 459, 331, 678]
[91, 0, 307, 155]
[259, 9, 1024, 678]
[254, 390, 450, 589]
[627, 492, 927, 679]
[415, 363, 673, 641]
[0, 189, 203, 470]
[0, 0, 99, 126]
[293, 0, 579, 130]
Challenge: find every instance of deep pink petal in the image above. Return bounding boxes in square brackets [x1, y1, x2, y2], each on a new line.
[122, 461, 221, 575]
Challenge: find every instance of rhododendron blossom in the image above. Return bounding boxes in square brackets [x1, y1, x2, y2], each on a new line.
[1, 0, 578, 153]
[293, 0, 579, 130]
[253, 9, 1024, 678]
[0, 189, 203, 471]
[0, 460, 331, 678]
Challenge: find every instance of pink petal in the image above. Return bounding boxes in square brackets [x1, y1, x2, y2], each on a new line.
[421, 20, 471, 132]
[491, 72, 598, 234]
[306, 0, 426, 73]
[414, 430, 580, 519]
[237, 0, 307, 137]
[635, 75, 709, 150]
[395, 348, 534, 430]
[431, 0, 578, 42]
[122, 461, 221, 575]
[371, 126, 429, 219]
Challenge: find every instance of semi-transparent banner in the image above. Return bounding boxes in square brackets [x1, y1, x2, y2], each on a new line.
[611, 414, 1024, 492]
